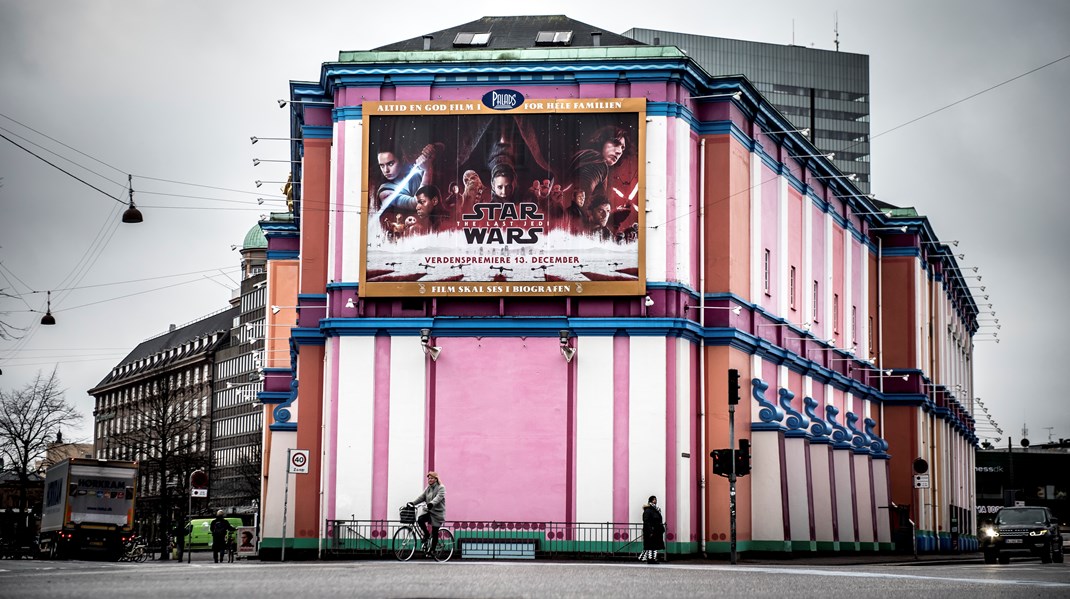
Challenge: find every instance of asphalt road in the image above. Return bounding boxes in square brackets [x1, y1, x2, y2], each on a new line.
[2, 555, 1068, 598]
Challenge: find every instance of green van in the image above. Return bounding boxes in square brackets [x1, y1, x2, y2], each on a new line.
[186, 517, 244, 548]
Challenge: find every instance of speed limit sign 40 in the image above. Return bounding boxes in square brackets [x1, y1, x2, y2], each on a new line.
[288, 449, 310, 474]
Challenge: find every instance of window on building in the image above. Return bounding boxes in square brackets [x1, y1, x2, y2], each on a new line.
[833, 294, 840, 334]
[535, 31, 573, 45]
[453, 32, 491, 46]
[868, 316, 874, 355]
[851, 305, 857, 344]
[763, 249, 771, 295]
[812, 281, 819, 322]
[789, 266, 797, 310]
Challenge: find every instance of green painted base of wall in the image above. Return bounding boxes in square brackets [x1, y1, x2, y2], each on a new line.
[260, 537, 321, 550]
[790, 541, 817, 552]
[857, 542, 879, 551]
[879, 542, 895, 551]
[815, 541, 839, 551]
[838, 542, 860, 551]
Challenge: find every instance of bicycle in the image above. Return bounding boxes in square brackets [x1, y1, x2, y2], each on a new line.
[393, 505, 454, 562]
[120, 536, 148, 562]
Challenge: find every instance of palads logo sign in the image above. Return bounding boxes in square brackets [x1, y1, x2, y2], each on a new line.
[482, 89, 524, 110]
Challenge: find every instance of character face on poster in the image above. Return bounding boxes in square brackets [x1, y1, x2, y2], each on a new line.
[359, 97, 646, 298]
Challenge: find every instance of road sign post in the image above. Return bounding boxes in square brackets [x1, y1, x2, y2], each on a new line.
[281, 449, 309, 562]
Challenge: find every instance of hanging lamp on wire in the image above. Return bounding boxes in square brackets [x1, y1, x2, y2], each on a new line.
[122, 174, 143, 223]
[40, 290, 56, 325]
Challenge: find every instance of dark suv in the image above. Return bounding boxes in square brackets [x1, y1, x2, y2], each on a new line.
[982, 506, 1064, 564]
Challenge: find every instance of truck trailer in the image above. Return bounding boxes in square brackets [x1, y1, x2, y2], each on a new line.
[39, 458, 138, 560]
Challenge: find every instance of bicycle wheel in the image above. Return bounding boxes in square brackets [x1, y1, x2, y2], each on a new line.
[432, 529, 455, 562]
[135, 548, 148, 563]
[392, 526, 417, 561]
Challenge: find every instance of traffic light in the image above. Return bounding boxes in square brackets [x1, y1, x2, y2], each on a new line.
[734, 439, 751, 477]
[710, 448, 731, 478]
[728, 369, 741, 405]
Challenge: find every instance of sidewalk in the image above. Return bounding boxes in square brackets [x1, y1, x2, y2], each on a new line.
[674, 552, 983, 568]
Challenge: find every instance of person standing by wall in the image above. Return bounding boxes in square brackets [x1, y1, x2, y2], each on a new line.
[640, 495, 665, 564]
[210, 510, 235, 564]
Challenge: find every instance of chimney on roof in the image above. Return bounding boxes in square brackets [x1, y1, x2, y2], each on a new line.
[591, 31, 601, 46]
[423, 35, 433, 50]
[653, 36, 660, 45]
[169, 324, 177, 332]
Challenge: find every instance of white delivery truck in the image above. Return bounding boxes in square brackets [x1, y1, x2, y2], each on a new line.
[39, 458, 138, 560]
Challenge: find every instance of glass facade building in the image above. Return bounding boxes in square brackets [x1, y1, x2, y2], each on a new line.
[623, 29, 871, 192]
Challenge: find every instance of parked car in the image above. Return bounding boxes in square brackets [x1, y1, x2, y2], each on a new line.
[982, 506, 1064, 564]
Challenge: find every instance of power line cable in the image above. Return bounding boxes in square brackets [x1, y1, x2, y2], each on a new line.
[0, 111, 127, 175]
[0, 131, 126, 205]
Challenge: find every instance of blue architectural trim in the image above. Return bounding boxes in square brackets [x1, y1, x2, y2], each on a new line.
[302, 125, 333, 139]
[846, 412, 871, 454]
[297, 293, 327, 302]
[267, 250, 299, 260]
[752, 378, 784, 425]
[326, 282, 360, 291]
[781, 388, 808, 432]
[805, 397, 831, 439]
[258, 391, 290, 405]
[269, 422, 298, 432]
[827, 405, 853, 449]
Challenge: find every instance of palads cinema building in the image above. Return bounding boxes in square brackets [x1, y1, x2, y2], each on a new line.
[256, 16, 981, 559]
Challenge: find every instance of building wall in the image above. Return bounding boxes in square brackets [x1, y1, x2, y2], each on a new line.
[259, 46, 978, 557]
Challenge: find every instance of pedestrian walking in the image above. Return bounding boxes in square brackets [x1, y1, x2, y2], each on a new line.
[640, 495, 665, 564]
[210, 510, 235, 563]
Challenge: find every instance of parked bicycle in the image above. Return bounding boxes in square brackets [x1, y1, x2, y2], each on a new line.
[119, 535, 148, 562]
[393, 505, 454, 562]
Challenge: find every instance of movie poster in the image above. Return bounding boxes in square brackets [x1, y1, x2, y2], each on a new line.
[359, 96, 645, 298]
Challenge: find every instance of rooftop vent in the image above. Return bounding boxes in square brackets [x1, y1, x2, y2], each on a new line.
[535, 31, 573, 46]
[453, 32, 491, 47]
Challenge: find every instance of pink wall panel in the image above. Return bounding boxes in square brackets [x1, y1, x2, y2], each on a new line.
[832, 228, 845, 347]
[787, 189, 803, 315]
[810, 204, 826, 337]
[431, 337, 569, 523]
[760, 165, 779, 311]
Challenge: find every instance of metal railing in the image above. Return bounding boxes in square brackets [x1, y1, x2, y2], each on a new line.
[324, 519, 645, 559]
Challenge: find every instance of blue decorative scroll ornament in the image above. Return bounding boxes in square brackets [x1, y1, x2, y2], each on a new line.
[805, 397, 830, 438]
[752, 378, 784, 423]
[846, 411, 870, 451]
[780, 388, 809, 431]
[826, 405, 852, 446]
[273, 378, 298, 426]
[865, 418, 890, 454]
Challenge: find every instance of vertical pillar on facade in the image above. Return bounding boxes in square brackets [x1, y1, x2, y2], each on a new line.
[827, 404, 859, 551]
[749, 378, 788, 551]
[865, 417, 893, 549]
[804, 396, 837, 550]
[847, 411, 876, 550]
[781, 388, 815, 552]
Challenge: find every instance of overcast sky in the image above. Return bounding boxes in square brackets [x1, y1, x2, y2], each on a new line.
[1, 0, 1067, 448]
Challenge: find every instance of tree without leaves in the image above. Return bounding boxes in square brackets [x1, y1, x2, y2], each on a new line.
[0, 287, 27, 341]
[107, 372, 209, 558]
[0, 368, 82, 542]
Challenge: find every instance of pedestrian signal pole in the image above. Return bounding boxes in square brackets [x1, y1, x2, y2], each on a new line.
[727, 368, 740, 565]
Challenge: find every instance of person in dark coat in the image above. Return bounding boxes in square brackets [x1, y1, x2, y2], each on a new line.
[210, 510, 235, 563]
[641, 495, 665, 564]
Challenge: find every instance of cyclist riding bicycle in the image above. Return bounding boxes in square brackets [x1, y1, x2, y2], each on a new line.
[408, 471, 446, 556]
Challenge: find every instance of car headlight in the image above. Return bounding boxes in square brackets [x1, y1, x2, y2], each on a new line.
[1029, 529, 1050, 536]
[984, 527, 999, 538]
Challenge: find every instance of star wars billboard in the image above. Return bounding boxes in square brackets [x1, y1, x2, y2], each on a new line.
[359, 97, 645, 298]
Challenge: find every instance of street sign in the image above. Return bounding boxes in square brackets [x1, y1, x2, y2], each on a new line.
[191, 488, 208, 498]
[913, 474, 930, 489]
[288, 449, 310, 474]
